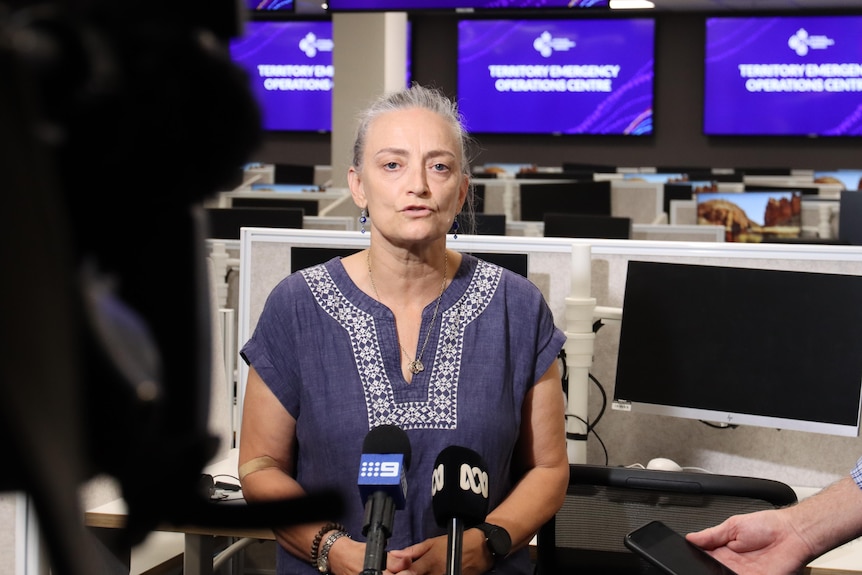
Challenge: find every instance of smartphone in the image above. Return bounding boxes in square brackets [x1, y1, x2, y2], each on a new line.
[624, 520, 738, 575]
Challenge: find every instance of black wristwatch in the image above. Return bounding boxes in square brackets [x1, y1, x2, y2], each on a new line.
[476, 522, 512, 559]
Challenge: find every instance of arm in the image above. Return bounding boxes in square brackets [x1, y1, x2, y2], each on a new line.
[394, 361, 569, 575]
[686, 474, 862, 575]
[238, 367, 367, 575]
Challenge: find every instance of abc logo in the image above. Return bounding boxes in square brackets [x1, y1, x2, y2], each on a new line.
[431, 463, 489, 498]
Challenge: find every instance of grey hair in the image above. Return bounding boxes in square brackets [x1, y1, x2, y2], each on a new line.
[351, 83, 479, 234]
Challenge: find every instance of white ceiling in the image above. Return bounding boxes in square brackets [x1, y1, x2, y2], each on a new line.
[648, 0, 862, 10]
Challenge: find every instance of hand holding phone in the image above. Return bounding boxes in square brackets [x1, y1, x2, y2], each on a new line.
[624, 520, 738, 575]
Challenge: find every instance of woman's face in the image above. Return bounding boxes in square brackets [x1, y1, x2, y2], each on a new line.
[349, 107, 468, 247]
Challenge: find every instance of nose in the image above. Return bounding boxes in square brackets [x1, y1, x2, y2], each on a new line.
[406, 163, 429, 195]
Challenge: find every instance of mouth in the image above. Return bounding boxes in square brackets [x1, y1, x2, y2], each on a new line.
[402, 205, 433, 215]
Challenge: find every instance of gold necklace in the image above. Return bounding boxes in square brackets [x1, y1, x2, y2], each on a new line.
[366, 249, 448, 375]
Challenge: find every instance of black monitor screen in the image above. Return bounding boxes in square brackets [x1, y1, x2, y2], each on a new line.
[613, 260, 862, 437]
[274, 164, 316, 184]
[542, 213, 631, 239]
[205, 207, 304, 240]
[519, 181, 612, 222]
[473, 214, 507, 236]
[839, 191, 862, 246]
[232, 197, 320, 216]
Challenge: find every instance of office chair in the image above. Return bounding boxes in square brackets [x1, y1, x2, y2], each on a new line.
[535, 463, 797, 575]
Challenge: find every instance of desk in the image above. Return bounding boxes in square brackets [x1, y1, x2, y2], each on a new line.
[85, 449, 274, 575]
[85, 456, 862, 575]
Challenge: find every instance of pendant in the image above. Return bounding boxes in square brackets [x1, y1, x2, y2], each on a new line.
[408, 359, 425, 375]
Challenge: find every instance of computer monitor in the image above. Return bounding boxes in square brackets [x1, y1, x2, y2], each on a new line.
[473, 183, 486, 213]
[839, 191, 862, 246]
[519, 181, 612, 222]
[514, 171, 595, 180]
[561, 162, 617, 174]
[231, 197, 320, 216]
[542, 213, 631, 239]
[744, 184, 819, 196]
[695, 190, 801, 242]
[814, 170, 862, 191]
[613, 260, 862, 437]
[662, 183, 696, 218]
[274, 164, 317, 184]
[204, 207, 304, 240]
[473, 214, 507, 236]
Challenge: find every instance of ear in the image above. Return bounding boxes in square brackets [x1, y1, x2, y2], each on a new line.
[348, 167, 366, 209]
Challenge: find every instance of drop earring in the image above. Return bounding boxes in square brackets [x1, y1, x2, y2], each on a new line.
[450, 217, 459, 239]
[359, 208, 368, 234]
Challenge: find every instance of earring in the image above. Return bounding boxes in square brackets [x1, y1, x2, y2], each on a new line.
[359, 208, 368, 234]
[450, 217, 459, 239]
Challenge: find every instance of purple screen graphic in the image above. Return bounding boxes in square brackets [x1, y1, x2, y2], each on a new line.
[457, 18, 654, 135]
[230, 21, 333, 132]
[704, 15, 862, 137]
[328, 0, 607, 10]
[247, 0, 294, 10]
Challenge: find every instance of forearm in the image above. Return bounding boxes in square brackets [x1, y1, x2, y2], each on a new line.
[786, 475, 862, 559]
[240, 467, 325, 562]
[483, 463, 569, 552]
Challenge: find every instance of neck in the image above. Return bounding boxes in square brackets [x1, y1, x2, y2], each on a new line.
[366, 248, 448, 307]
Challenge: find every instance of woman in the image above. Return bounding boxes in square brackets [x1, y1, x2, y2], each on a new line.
[237, 84, 569, 575]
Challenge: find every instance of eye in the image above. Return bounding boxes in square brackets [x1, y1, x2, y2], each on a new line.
[383, 161, 400, 170]
[431, 163, 450, 173]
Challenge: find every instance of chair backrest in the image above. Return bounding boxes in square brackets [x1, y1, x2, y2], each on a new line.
[535, 464, 797, 575]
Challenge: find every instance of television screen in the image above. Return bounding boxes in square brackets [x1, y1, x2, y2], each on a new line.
[229, 20, 334, 132]
[613, 260, 862, 437]
[704, 15, 862, 137]
[229, 20, 412, 131]
[457, 18, 655, 135]
[327, 0, 608, 11]
[519, 181, 612, 221]
[247, 0, 294, 11]
[696, 190, 801, 242]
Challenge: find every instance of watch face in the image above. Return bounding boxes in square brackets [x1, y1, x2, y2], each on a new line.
[482, 523, 512, 556]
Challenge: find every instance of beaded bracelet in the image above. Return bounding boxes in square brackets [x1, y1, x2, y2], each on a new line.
[310, 522, 346, 566]
[317, 530, 350, 574]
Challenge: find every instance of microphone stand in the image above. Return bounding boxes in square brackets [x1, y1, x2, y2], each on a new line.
[445, 517, 464, 575]
[361, 491, 396, 575]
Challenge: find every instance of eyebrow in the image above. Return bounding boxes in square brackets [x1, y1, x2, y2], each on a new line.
[373, 147, 458, 162]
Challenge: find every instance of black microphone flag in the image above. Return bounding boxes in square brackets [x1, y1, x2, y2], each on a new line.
[431, 446, 490, 575]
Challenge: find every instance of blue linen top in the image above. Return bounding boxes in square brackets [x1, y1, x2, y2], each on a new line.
[241, 253, 566, 574]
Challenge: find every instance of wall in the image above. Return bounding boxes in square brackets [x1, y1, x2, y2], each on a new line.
[252, 12, 862, 171]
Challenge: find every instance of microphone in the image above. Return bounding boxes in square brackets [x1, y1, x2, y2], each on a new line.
[431, 446, 490, 575]
[357, 424, 412, 575]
